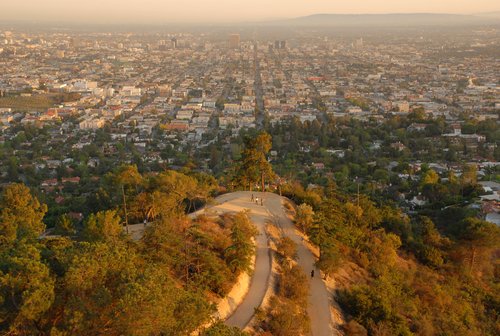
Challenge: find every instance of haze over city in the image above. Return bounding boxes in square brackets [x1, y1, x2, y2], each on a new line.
[0, 0, 499, 335]
[1, 0, 500, 24]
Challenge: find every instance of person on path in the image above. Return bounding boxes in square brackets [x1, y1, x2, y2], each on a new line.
[311, 269, 315, 278]
[251, 194, 254, 201]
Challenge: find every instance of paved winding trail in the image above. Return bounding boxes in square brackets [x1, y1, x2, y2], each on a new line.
[128, 191, 333, 333]
[264, 193, 334, 336]
[198, 191, 333, 334]
[203, 192, 272, 328]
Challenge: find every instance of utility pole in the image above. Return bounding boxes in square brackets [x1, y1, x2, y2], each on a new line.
[122, 185, 129, 234]
[319, 221, 324, 259]
[356, 176, 360, 207]
[261, 171, 265, 193]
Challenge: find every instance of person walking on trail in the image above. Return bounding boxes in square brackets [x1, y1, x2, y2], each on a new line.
[251, 194, 254, 201]
[311, 269, 315, 278]
[260, 198, 263, 206]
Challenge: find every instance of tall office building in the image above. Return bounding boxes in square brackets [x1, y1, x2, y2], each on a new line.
[274, 40, 281, 50]
[229, 34, 240, 49]
[354, 38, 364, 49]
[274, 40, 287, 50]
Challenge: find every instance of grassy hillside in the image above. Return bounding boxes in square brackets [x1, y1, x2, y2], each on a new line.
[285, 182, 500, 336]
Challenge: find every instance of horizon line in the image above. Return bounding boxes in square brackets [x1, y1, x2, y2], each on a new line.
[0, 11, 499, 27]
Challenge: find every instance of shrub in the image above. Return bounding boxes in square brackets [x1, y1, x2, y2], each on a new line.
[277, 236, 297, 260]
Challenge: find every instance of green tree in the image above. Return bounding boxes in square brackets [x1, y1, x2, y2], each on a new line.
[373, 169, 389, 184]
[203, 321, 248, 336]
[0, 183, 47, 244]
[224, 212, 257, 274]
[295, 203, 315, 233]
[153, 170, 198, 210]
[277, 236, 297, 260]
[49, 241, 213, 335]
[461, 164, 478, 186]
[53, 214, 76, 236]
[265, 296, 310, 336]
[235, 132, 275, 191]
[421, 169, 439, 187]
[0, 244, 55, 334]
[81, 210, 123, 242]
[454, 218, 500, 273]
[416, 217, 442, 247]
[279, 265, 309, 304]
[114, 165, 143, 186]
[316, 244, 342, 277]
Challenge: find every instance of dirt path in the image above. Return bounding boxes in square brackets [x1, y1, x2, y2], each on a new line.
[211, 192, 333, 334]
[128, 191, 333, 333]
[265, 194, 334, 336]
[195, 191, 272, 329]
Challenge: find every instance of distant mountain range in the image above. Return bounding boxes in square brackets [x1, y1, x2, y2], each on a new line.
[475, 11, 500, 18]
[268, 13, 500, 27]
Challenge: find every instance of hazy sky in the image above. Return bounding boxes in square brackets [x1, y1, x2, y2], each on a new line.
[1, 0, 499, 24]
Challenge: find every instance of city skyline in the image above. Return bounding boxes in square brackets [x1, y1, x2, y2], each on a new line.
[0, 5, 499, 334]
[1, 0, 500, 24]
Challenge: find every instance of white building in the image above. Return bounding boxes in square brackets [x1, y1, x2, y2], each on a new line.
[79, 117, 106, 130]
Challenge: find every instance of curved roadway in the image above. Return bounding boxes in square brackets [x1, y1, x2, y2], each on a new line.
[197, 191, 333, 335]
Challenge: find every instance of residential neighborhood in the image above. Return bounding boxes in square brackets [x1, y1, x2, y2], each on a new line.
[0, 28, 497, 227]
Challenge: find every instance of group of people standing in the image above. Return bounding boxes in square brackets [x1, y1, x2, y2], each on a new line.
[249, 193, 317, 280]
[250, 193, 264, 206]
